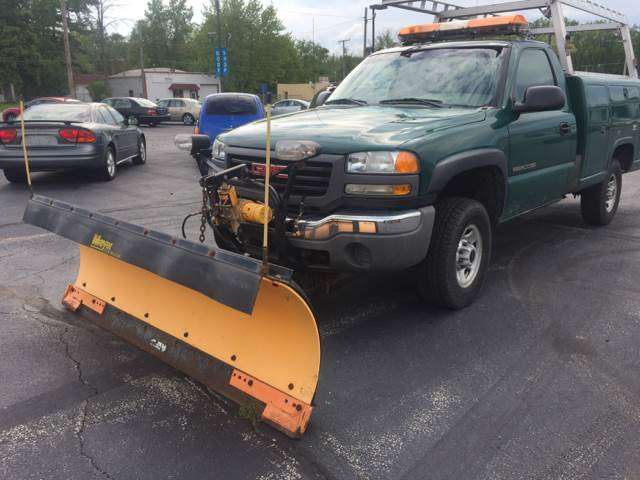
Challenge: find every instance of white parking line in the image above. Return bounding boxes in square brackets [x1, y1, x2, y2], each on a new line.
[0, 232, 55, 245]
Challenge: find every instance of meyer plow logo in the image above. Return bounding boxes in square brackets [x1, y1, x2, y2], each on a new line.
[90, 233, 119, 257]
[250, 163, 288, 178]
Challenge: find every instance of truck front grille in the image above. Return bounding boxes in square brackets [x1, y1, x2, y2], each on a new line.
[228, 154, 332, 197]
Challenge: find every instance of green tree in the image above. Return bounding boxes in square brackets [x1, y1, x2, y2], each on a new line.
[375, 30, 398, 51]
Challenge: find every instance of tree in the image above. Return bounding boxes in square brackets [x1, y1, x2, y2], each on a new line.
[375, 30, 398, 51]
[128, 0, 194, 70]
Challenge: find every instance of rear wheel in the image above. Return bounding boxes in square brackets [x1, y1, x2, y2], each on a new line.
[3, 168, 27, 184]
[97, 147, 117, 181]
[417, 197, 492, 309]
[132, 137, 146, 165]
[148, 122, 157, 128]
[183, 113, 195, 125]
[580, 159, 622, 226]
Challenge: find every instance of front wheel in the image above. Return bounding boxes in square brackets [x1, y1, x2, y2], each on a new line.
[126, 115, 138, 126]
[417, 197, 492, 310]
[580, 159, 622, 226]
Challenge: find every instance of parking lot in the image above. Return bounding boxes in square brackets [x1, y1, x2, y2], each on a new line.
[1, 123, 640, 479]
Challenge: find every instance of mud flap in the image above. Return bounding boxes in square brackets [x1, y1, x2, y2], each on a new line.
[24, 195, 320, 437]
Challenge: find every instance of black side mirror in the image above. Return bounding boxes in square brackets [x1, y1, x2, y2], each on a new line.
[315, 91, 332, 107]
[122, 116, 129, 126]
[513, 85, 566, 113]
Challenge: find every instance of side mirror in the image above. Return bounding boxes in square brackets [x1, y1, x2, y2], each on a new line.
[315, 91, 332, 107]
[122, 117, 129, 126]
[513, 85, 566, 113]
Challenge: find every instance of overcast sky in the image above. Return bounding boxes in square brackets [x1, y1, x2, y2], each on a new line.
[114, 0, 640, 55]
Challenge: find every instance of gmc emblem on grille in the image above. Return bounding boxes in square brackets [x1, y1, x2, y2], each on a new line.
[250, 163, 288, 178]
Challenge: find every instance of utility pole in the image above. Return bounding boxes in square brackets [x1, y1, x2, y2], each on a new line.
[60, 0, 75, 98]
[363, 7, 368, 57]
[338, 39, 350, 80]
[214, 0, 224, 92]
[139, 45, 148, 99]
[371, 8, 376, 52]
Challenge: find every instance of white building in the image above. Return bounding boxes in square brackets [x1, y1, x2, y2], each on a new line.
[107, 68, 221, 101]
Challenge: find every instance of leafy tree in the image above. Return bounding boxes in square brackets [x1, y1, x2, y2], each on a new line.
[375, 30, 398, 51]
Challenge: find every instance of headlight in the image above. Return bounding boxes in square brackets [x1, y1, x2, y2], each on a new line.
[275, 140, 319, 161]
[212, 138, 226, 160]
[346, 151, 419, 174]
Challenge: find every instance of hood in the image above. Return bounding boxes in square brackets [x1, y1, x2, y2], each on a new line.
[220, 105, 486, 153]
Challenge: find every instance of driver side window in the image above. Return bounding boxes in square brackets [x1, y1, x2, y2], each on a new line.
[514, 49, 556, 102]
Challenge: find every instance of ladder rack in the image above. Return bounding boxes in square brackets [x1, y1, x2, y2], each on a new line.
[372, 0, 638, 79]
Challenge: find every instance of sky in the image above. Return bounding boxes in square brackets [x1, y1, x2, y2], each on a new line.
[113, 0, 640, 55]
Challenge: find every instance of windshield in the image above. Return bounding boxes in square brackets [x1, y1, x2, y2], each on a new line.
[22, 104, 91, 122]
[329, 47, 505, 108]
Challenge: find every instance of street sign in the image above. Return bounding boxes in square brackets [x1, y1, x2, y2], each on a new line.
[259, 83, 269, 94]
[214, 48, 229, 78]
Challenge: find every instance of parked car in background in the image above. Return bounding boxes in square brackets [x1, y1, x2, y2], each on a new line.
[157, 97, 201, 125]
[102, 97, 169, 127]
[2, 97, 81, 122]
[0, 102, 146, 183]
[271, 99, 309, 116]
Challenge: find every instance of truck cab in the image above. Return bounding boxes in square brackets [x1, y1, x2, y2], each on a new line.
[197, 15, 639, 309]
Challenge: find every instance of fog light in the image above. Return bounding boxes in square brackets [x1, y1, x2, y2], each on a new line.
[345, 184, 411, 196]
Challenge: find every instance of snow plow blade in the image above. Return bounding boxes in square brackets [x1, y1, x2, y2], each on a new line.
[23, 195, 320, 437]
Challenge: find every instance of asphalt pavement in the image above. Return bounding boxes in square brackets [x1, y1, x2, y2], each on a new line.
[1, 124, 640, 480]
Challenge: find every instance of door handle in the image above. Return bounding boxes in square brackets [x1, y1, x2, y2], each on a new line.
[559, 122, 571, 135]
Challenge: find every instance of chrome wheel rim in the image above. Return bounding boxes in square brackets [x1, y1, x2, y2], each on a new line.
[139, 141, 146, 162]
[605, 174, 617, 213]
[184, 115, 193, 125]
[106, 150, 115, 177]
[128, 116, 138, 126]
[456, 224, 483, 288]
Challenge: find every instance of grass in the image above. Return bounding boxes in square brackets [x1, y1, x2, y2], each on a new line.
[0, 102, 17, 112]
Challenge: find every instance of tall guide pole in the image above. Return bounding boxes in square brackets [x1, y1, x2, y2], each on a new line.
[60, 0, 75, 98]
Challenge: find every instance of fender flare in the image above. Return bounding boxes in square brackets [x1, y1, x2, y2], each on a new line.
[427, 148, 508, 194]
[610, 137, 635, 170]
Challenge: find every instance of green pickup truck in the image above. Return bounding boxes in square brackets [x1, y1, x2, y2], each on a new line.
[205, 39, 640, 309]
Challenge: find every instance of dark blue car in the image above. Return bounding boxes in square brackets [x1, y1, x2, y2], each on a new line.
[197, 93, 265, 141]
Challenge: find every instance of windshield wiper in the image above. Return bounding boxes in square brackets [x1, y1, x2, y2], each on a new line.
[379, 98, 444, 108]
[324, 98, 368, 106]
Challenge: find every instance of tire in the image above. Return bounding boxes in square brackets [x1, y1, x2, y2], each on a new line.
[417, 197, 492, 310]
[127, 115, 138, 126]
[3, 168, 27, 184]
[97, 147, 117, 181]
[182, 113, 195, 126]
[132, 137, 146, 165]
[149, 122, 157, 128]
[580, 159, 622, 226]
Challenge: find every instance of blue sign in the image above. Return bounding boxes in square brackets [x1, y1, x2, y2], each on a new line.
[259, 83, 269, 94]
[214, 48, 229, 78]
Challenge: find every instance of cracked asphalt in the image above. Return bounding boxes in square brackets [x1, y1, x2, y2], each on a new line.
[2, 124, 640, 479]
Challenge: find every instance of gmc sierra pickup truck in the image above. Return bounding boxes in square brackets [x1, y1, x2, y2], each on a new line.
[196, 26, 640, 310]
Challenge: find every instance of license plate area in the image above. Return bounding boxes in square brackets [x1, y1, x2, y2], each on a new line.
[24, 136, 59, 147]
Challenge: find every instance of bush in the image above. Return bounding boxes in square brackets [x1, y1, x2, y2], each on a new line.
[87, 80, 109, 101]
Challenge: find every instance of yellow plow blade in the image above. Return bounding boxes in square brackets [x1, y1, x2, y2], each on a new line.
[24, 195, 320, 437]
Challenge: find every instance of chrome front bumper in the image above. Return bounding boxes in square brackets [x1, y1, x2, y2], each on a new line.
[288, 206, 435, 271]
